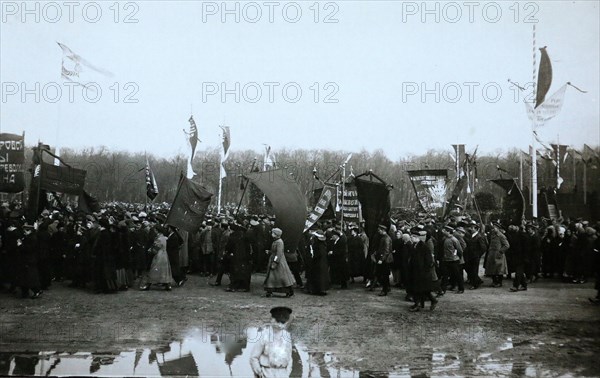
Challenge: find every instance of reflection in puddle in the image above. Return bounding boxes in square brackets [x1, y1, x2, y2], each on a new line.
[0, 334, 574, 377]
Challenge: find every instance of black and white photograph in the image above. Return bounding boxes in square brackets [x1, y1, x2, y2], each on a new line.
[1, 1, 599, 376]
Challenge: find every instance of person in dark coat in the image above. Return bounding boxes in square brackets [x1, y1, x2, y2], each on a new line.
[347, 227, 365, 282]
[464, 223, 487, 290]
[510, 225, 530, 292]
[373, 225, 393, 296]
[306, 230, 330, 296]
[526, 224, 542, 283]
[407, 229, 437, 311]
[167, 226, 184, 286]
[328, 229, 349, 289]
[226, 224, 253, 292]
[541, 226, 557, 278]
[92, 219, 118, 293]
[17, 224, 42, 299]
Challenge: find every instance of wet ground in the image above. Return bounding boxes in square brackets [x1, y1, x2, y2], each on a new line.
[1, 273, 599, 377]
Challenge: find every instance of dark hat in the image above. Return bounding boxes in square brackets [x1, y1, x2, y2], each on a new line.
[270, 306, 292, 317]
[378, 224, 387, 231]
[491, 220, 502, 228]
[455, 227, 466, 234]
[410, 228, 427, 236]
[443, 225, 454, 233]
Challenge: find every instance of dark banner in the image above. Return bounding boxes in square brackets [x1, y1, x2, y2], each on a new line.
[166, 176, 213, 233]
[304, 183, 335, 232]
[342, 180, 360, 224]
[38, 162, 87, 195]
[355, 173, 391, 242]
[246, 169, 307, 252]
[407, 169, 448, 216]
[78, 190, 101, 214]
[491, 178, 525, 224]
[0, 133, 25, 193]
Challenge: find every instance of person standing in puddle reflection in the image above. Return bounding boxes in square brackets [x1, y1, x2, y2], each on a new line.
[250, 306, 293, 378]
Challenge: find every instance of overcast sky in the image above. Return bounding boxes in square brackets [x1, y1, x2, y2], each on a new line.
[1, 1, 598, 160]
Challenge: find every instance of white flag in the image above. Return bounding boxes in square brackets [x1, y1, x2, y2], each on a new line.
[526, 84, 567, 128]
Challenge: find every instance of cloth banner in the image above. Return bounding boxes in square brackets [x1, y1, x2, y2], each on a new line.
[490, 178, 525, 225]
[0, 133, 25, 193]
[407, 169, 448, 216]
[304, 183, 336, 232]
[166, 176, 213, 233]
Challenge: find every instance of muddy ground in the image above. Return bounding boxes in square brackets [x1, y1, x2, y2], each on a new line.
[1, 273, 599, 377]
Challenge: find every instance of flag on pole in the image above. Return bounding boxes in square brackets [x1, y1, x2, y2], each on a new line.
[219, 125, 230, 178]
[526, 84, 567, 128]
[166, 175, 213, 233]
[57, 42, 113, 89]
[187, 116, 199, 159]
[535, 47, 552, 108]
[185, 116, 200, 179]
[264, 144, 276, 170]
[145, 158, 159, 200]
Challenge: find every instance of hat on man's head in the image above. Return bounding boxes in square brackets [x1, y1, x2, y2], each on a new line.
[272, 228, 283, 237]
[378, 224, 387, 231]
[443, 225, 454, 233]
[270, 306, 292, 324]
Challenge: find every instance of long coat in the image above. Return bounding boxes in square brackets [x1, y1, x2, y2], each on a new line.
[17, 232, 41, 289]
[407, 240, 434, 294]
[264, 238, 295, 289]
[228, 228, 253, 288]
[347, 235, 365, 277]
[307, 238, 330, 294]
[329, 237, 349, 284]
[485, 231, 510, 276]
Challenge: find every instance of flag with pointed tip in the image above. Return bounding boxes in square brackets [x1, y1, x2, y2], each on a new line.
[219, 126, 231, 178]
[264, 144, 276, 169]
[57, 42, 113, 89]
[536, 47, 552, 108]
[145, 158, 159, 201]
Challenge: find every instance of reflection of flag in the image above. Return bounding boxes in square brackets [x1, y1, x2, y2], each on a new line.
[219, 126, 231, 178]
[166, 175, 213, 233]
[57, 42, 113, 88]
[146, 158, 158, 200]
[536, 47, 552, 108]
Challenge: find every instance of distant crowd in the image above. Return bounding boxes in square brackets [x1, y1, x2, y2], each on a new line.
[1, 200, 599, 310]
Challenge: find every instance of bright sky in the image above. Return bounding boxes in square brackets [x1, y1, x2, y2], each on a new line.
[1, 1, 598, 160]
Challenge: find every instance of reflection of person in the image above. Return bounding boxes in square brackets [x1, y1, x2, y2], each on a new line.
[250, 306, 293, 378]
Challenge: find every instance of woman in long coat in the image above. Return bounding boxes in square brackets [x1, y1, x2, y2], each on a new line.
[347, 228, 365, 281]
[485, 223, 510, 287]
[264, 228, 295, 297]
[140, 229, 173, 291]
[307, 231, 330, 295]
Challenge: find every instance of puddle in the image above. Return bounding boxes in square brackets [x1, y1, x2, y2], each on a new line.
[0, 334, 577, 377]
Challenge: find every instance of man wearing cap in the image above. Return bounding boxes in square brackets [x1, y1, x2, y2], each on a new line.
[464, 223, 487, 290]
[407, 228, 437, 311]
[485, 222, 510, 287]
[264, 228, 295, 297]
[250, 306, 293, 377]
[440, 226, 464, 294]
[373, 225, 393, 296]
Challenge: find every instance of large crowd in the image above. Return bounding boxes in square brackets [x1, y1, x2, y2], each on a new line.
[1, 200, 599, 311]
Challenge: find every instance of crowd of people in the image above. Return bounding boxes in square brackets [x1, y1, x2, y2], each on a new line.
[1, 200, 599, 311]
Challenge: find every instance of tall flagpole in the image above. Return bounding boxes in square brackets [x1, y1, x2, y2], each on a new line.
[531, 23, 538, 219]
[519, 151, 524, 190]
[217, 150, 223, 214]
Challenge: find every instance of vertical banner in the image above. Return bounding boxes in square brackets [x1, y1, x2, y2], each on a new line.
[0, 133, 25, 193]
[342, 180, 360, 224]
[407, 169, 448, 216]
[304, 184, 336, 232]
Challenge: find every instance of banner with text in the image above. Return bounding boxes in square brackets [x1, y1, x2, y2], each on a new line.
[304, 184, 336, 232]
[0, 133, 25, 193]
[407, 169, 448, 216]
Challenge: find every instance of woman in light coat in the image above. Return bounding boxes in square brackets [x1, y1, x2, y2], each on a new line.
[264, 228, 295, 297]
